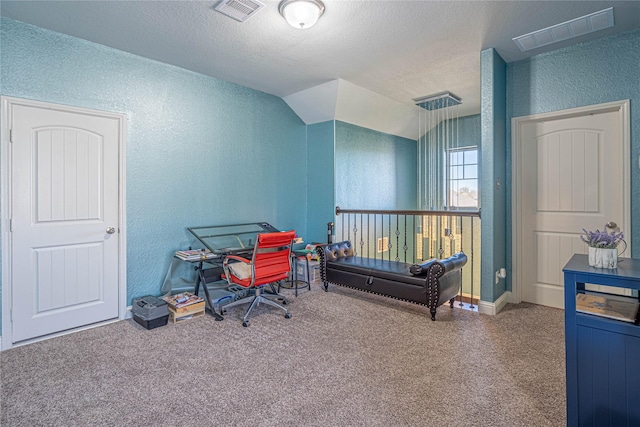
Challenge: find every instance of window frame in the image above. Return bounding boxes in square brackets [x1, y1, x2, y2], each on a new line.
[445, 146, 479, 210]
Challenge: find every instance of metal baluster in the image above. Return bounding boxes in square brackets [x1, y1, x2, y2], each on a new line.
[438, 215, 444, 259]
[415, 215, 419, 263]
[374, 215, 377, 260]
[469, 217, 475, 309]
[429, 213, 434, 258]
[395, 215, 400, 262]
[430, 214, 434, 258]
[388, 215, 392, 262]
[365, 214, 369, 259]
[333, 208, 479, 307]
[449, 215, 454, 256]
[459, 215, 465, 307]
[449, 215, 455, 256]
[359, 214, 362, 251]
[403, 215, 408, 263]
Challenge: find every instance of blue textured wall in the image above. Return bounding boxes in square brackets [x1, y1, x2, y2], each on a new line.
[480, 48, 507, 303]
[335, 121, 417, 210]
[0, 18, 307, 313]
[458, 114, 481, 147]
[306, 121, 335, 243]
[506, 29, 640, 287]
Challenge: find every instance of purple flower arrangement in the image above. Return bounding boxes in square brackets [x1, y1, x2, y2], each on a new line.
[580, 229, 625, 249]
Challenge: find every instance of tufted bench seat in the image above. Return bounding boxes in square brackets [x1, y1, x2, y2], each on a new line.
[316, 240, 467, 321]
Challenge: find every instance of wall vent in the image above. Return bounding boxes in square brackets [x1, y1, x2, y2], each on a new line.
[214, 0, 265, 22]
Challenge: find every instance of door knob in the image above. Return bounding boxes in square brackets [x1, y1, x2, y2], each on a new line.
[106, 227, 116, 234]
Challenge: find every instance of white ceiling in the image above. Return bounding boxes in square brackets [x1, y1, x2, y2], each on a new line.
[2, 1, 639, 138]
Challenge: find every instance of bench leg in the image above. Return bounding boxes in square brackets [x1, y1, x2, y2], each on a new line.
[323, 281, 329, 292]
[449, 297, 455, 308]
[430, 308, 436, 321]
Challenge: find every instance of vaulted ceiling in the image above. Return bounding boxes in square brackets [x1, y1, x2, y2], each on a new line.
[2, 1, 639, 138]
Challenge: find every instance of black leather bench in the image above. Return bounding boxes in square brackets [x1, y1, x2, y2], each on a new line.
[316, 241, 467, 321]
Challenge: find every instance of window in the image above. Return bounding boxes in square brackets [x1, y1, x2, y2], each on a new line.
[447, 147, 478, 208]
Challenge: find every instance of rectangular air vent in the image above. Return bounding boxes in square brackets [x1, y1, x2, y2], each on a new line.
[214, 0, 264, 22]
[513, 7, 614, 52]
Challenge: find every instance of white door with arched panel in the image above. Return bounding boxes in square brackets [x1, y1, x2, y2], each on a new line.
[514, 102, 630, 309]
[2, 98, 125, 345]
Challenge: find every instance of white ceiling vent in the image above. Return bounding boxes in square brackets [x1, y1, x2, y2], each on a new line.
[513, 7, 614, 52]
[214, 0, 265, 22]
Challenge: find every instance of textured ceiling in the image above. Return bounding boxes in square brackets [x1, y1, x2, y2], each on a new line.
[2, 1, 639, 122]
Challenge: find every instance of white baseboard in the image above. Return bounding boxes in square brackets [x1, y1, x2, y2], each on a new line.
[124, 305, 133, 319]
[478, 291, 511, 315]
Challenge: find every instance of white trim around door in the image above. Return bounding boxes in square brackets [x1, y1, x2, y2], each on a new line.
[1, 96, 127, 350]
[511, 100, 631, 305]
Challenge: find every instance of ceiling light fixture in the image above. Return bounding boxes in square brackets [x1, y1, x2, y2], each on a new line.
[278, 0, 325, 29]
[414, 92, 462, 210]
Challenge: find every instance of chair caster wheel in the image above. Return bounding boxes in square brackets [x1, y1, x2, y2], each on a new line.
[281, 300, 288, 305]
[284, 313, 291, 319]
[242, 321, 249, 327]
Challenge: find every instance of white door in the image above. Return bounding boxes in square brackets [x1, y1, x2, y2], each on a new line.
[8, 101, 122, 343]
[518, 108, 628, 308]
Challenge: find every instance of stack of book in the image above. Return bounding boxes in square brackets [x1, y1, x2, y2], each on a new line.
[163, 292, 206, 323]
[174, 249, 217, 261]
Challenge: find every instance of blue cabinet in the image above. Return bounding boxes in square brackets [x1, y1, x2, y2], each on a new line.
[563, 254, 640, 426]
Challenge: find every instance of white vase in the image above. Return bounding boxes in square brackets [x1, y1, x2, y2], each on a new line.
[588, 247, 618, 269]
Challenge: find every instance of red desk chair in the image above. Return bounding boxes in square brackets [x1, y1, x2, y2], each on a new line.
[222, 230, 296, 327]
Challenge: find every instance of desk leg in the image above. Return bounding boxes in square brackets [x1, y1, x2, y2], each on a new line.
[293, 257, 298, 297]
[304, 257, 311, 291]
[194, 262, 224, 321]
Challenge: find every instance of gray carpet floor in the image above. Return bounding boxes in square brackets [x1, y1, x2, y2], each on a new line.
[0, 284, 566, 427]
